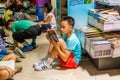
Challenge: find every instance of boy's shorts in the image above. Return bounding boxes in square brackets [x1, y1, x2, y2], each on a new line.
[58, 53, 78, 69]
[0, 49, 7, 61]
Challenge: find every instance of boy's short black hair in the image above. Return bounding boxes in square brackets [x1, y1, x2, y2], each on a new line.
[44, 3, 53, 13]
[15, 4, 24, 12]
[62, 16, 75, 27]
[6, 20, 14, 29]
[7, 4, 16, 11]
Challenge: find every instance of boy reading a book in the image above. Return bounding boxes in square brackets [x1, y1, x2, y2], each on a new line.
[33, 16, 82, 71]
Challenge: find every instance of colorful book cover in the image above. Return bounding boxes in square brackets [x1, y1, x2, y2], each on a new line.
[84, 0, 92, 4]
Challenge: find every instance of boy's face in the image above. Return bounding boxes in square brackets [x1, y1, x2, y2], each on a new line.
[60, 21, 72, 35]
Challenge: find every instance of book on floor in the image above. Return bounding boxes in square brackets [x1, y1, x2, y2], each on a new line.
[0, 60, 15, 70]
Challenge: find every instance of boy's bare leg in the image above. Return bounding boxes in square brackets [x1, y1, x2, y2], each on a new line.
[7, 50, 13, 54]
[2, 54, 16, 61]
[0, 69, 11, 80]
[48, 43, 53, 54]
[0, 66, 15, 80]
[13, 39, 18, 48]
[0, 65, 22, 80]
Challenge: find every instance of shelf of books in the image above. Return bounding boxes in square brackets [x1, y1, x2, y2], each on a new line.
[78, 23, 120, 59]
[88, 9, 120, 32]
[76, 25, 120, 70]
[85, 0, 120, 58]
[96, 0, 120, 6]
[75, 0, 120, 70]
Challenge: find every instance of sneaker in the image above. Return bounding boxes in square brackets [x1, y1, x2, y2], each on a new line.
[33, 58, 46, 68]
[31, 42, 36, 49]
[14, 48, 26, 58]
[21, 45, 33, 52]
[34, 61, 52, 71]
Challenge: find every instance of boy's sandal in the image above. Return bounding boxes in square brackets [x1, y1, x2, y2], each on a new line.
[14, 48, 26, 58]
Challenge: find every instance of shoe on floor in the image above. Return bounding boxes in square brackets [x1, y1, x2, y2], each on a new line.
[31, 42, 36, 49]
[21, 45, 33, 52]
[34, 61, 52, 71]
[33, 58, 46, 68]
[14, 48, 26, 58]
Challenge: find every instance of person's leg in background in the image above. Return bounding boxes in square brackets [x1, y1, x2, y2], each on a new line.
[0, 67, 11, 80]
[1, 53, 16, 61]
[31, 37, 37, 49]
[0, 49, 16, 61]
[36, 6, 44, 22]
[12, 31, 33, 52]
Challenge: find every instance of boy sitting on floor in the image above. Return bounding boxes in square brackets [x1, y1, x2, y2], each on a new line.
[33, 16, 82, 71]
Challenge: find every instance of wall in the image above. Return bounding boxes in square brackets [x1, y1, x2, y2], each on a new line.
[68, 0, 94, 28]
[68, 0, 95, 48]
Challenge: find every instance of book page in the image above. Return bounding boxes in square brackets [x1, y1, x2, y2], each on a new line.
[0, 60, 15, 70]
[48, 29, 59, 42]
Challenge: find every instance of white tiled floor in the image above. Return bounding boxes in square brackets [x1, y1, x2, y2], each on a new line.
[13, 33, 120, 80]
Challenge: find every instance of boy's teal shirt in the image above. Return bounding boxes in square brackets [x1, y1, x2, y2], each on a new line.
[62, 33, 82, 64]
[12, 20, 36, 32]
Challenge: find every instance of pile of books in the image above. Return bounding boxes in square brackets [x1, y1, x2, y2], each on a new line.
[88, 9, 120, 32]
[112, 40, 120, 58]
[85, 34, 112, 58]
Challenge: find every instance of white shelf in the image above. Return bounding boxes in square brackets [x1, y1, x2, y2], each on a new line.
[97, 1, 120, 6]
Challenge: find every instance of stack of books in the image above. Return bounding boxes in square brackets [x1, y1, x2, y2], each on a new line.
[85, 34, 112, 58]
[112, 40, 120, 58]
[90, 40, 111, 57]
[88, 9, 120, 32]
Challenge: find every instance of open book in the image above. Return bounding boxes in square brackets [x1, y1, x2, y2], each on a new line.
[0, 60, 15, 70]
[47, 29, 59, 42]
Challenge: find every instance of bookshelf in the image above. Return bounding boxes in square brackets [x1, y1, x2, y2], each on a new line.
[86, 0, 120, 70]
[97, 1, 120, 6]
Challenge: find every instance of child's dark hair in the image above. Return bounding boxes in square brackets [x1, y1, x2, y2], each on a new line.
[15, 4, 24, 12]
[6, 20, 14, 29]
[62, 16, 75, 27]
[44, 3, 53, 13]
[7, 4, 16, 11]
